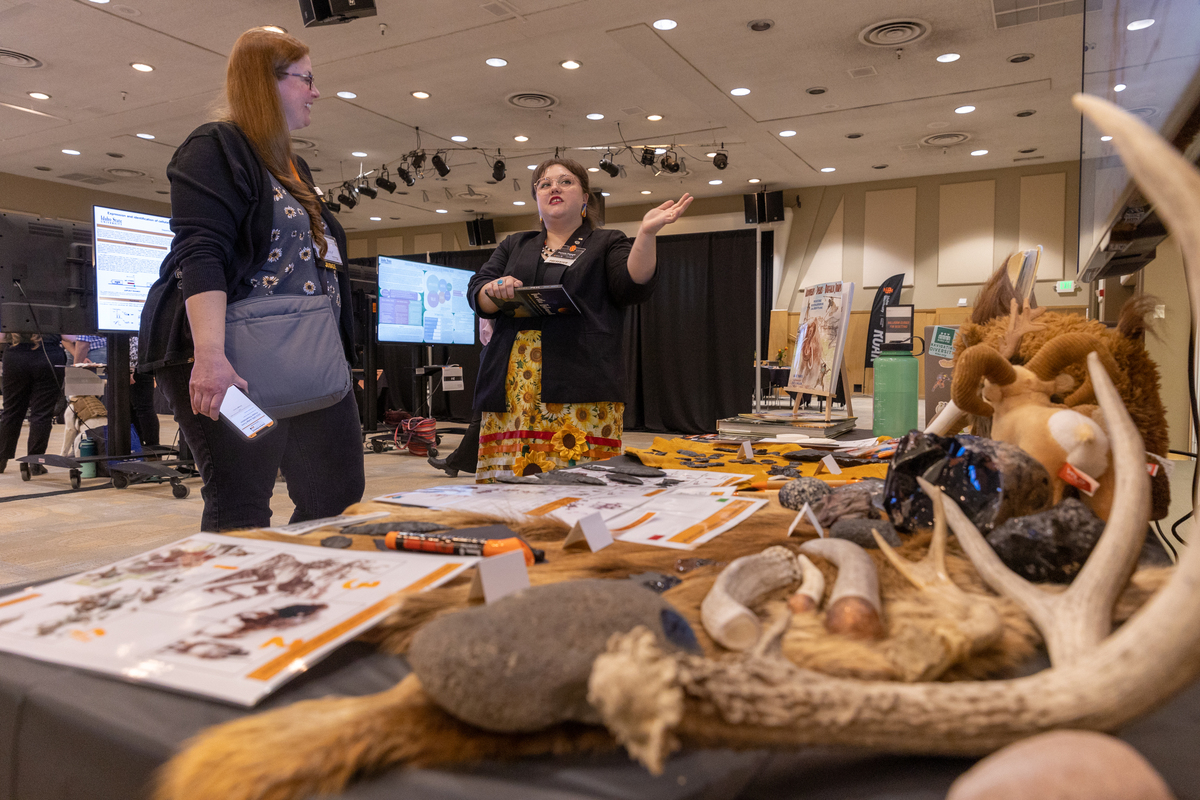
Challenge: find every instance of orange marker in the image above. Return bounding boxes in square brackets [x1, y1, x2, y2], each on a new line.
[383, 531, 538, 566]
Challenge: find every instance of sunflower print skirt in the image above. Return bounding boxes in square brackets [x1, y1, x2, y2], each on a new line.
[477, 330, 623, 483]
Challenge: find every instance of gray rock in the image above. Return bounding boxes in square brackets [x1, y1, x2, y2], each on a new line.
[533, 471, 607, 486]
[678, 449, 705, 458]
[582, 462, 666, 478]
[607, 472, 644, 485]
[830, 518, 901, 549]
[408, 580, 699, 732]
[344, 520, 451, 536]
[778, 476, 833, 511]
[985, 499, 1107, 583]
[815, 482, 887, 528]
[319, 535, 352, 548]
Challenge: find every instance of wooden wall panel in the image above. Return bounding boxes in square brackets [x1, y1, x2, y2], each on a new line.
[1019, 172, 1067, 281]
[375, 236, 405, 257]
[863, 187, 916, 287]
[938, 180, 996, 285]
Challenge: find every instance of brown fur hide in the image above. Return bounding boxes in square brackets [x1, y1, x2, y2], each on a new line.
[154, 501, 1171, 800]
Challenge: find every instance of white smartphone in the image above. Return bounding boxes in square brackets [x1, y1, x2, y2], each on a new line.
[219, 385, 276, 441]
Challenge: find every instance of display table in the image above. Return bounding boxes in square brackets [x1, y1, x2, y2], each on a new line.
[2, 636, 1198, 800]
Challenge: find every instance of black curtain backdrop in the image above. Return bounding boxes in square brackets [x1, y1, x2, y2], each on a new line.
[623, 229, 756, 434]
[377, 248, 493, 422]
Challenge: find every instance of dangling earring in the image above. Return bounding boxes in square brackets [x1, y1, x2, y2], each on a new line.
[581, 204, 587, 218]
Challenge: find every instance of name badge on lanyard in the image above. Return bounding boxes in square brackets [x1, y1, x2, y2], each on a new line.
[322, 222, 343, 271]
[543, 237, 586, 266]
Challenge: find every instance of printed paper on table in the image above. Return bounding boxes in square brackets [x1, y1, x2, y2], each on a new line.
[0, 534, 475, 706]
[788, 281, 855, 395]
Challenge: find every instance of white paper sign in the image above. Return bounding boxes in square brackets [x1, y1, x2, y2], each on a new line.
[468, 548, 530, 604]
[740, 441, 753, 460]
[562, 512, 614, 551]
[787, 502, 825, 538]
[821, 454, 842, 475]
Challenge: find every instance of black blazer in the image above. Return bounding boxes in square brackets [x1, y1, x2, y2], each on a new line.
[138, 122, 354, 371]
[468, 225, 658, 412]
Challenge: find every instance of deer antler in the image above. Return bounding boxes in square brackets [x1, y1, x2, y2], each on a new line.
[999, 298, 1047, 360]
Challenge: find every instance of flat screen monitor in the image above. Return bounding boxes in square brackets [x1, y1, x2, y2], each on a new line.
[377, 256, 475, 345]
[92, 205, 173, 333]
[0, 211, 95, 335]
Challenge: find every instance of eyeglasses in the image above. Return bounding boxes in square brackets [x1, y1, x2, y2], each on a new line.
[285, 72, 315, 89]
[534, 176, 578, 192]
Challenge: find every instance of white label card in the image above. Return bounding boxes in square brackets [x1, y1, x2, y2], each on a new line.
[468, 548, 530, 603]
[821, 454, 842, 475]
[562, 512, 614, 551]
[740, 441, 753, 460]
[787, 502, 825, 538]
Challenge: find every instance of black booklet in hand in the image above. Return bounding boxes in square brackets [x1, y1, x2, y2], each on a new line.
[498, 284, 581, 317]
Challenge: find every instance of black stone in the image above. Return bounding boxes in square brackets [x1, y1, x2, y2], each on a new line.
[674, 557, 723, 573]
[678, 449, 706, 457]
[768, 465, 803, 478]
[985, 499, 1107, 583]
[657, 478, 684, 487]
[583, 462, 666, 478]
[343, 520, 451, 536]
[534, 471, 608, 486]
[627, 571, 682, 593]
[607, 472, 644, 485]
[830, 518, 901, 549]
[320, 535, 353, 548]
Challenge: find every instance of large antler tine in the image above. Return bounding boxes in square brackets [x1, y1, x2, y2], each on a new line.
[916, 477, 950, 581]
[873, 530, 921, 587]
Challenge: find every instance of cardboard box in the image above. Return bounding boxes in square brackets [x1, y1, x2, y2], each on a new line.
[924, 325, 959, 428]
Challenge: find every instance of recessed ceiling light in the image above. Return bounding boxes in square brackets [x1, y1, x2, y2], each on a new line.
[654, 148, 666, 154]
[1127, 18, 1154, 30]
[586, 113, 604, 120]
[1015, 109, 1036, 117]
[412, 91, 430, 99]
[652, 19, 677, 30]
[136, 133, 155, 140]
[1007, 53, 1034, 63]
[872, 164, 889, 169]
[486, 57, 508, 67]
[369, 216, 381, 221]
[62, 149, 81, 155]
[527, 165, 537, 170]
[748, 178, 760, 183]
[35, 166, 51, 170]
[352, 151, 368, 157]
[708, 179, 723, 185]
[779, 130, 797, 137]
[513, 201, 526, 205]
[130, 63, 154, 72]
[560, 60, 581, 70]
[1114, 83, 1127, 92]
[1101, 135, 1113, 142]
[971, 149, 988, 156]
[1018, 148, 1038, 153]
[600, 192, 610, 196]
[88, 0, 110, 3]
[820, 167, 836, 173]
[937, 53, 960, 63]
[706, 152, 717, 158]
[514, 135, 529, 142]
[730, 87, 751, 96]
[747, 19, 774, 32]
[436, 209, 449, 214]
[451, 135, 468, 142]
[641, 190, 651, 194]
[588, 167, 600, 172]
[955, 105, 975, 114]
[336, 91, 357, 99]
[806, 87, 826, 95]
[646, 114, 663, 121]
[845, 133, 863, 139]
[27, 92, 50, 100]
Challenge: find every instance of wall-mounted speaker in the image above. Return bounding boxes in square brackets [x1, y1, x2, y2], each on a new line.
[298, 0, 377, 27]
[466, 219, 497, 247]
[743, 190, 785, 225]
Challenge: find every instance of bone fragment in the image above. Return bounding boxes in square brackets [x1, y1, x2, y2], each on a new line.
[799, 538, 884, 639]
[787, 554, 825, 614]
[700, 546, 801, 651]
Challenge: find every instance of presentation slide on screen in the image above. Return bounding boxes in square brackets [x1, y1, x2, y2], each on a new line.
[93, 206, 173, 332]
[377, 256, 475, 345]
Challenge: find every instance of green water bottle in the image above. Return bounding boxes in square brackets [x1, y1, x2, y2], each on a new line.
[79, 438, 97, 479]
[872, 340, 923, 438]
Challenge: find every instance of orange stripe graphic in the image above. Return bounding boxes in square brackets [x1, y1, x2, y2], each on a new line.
[612, 512, 655, 531]
[670, 499, 754, 544]
[0, 593, 40, 609]
[527, 497, 581, 516]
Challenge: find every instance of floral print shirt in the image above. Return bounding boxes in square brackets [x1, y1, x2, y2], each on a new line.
[247, 173, 339, 308]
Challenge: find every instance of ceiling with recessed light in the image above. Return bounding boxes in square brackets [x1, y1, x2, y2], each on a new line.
[0, 0, 1187, 229]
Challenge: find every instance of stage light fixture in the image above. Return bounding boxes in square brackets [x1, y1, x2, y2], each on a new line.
[639, 146, 656, 166]
[396, 163, 416, 186]
[358, 181, 378, 200]
[337, 185, 356, 208]
[431, 151, 450, 177]
[410, 151, 426, 171]
[712, 146, 728, 170]
[492, 158, 506, 181]
[326, 200, 341, 213]
[599, 152, 619, 178]
[660, 150, 680, 173]
[375, 167, 397, 194]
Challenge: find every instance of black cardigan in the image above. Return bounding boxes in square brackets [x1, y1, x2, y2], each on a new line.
[138, 121, 354, 371]
[467, 225, 657, 412]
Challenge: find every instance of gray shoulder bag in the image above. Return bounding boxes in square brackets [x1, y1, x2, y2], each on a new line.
[224, 294, 351, 418]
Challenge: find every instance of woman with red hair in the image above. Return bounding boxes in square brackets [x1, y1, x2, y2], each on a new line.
[140, 28, 363, 531]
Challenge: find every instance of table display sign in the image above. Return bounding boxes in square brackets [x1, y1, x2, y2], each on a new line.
[0, 534, 475, 706]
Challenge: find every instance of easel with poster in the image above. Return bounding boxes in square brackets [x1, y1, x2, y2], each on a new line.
[786, 281, 855, 422]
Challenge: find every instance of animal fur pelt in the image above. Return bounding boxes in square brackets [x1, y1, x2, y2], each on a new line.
[155, 501, 1171, 800]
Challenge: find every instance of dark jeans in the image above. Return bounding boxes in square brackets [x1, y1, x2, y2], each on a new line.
[0, 345, 66, 463]
[445, 408, 481, 474]
[157, 363, 365, 532]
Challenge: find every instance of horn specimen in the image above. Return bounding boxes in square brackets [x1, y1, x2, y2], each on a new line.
[700, 546, 801, 651]
[951, 345, 1017, 417]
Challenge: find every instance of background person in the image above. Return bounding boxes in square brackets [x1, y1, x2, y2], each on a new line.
[467, 158, 691, 481]
[0, 333, 67, 474]
[139, 28, 363, 531]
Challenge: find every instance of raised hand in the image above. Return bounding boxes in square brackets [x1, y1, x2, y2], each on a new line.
[639, 193, 694, 236]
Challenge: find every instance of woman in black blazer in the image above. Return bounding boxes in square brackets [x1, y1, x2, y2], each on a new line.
[467, 158, 691, 481]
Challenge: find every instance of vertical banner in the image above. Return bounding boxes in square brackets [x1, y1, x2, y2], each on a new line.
[863, 273, 905, 368]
